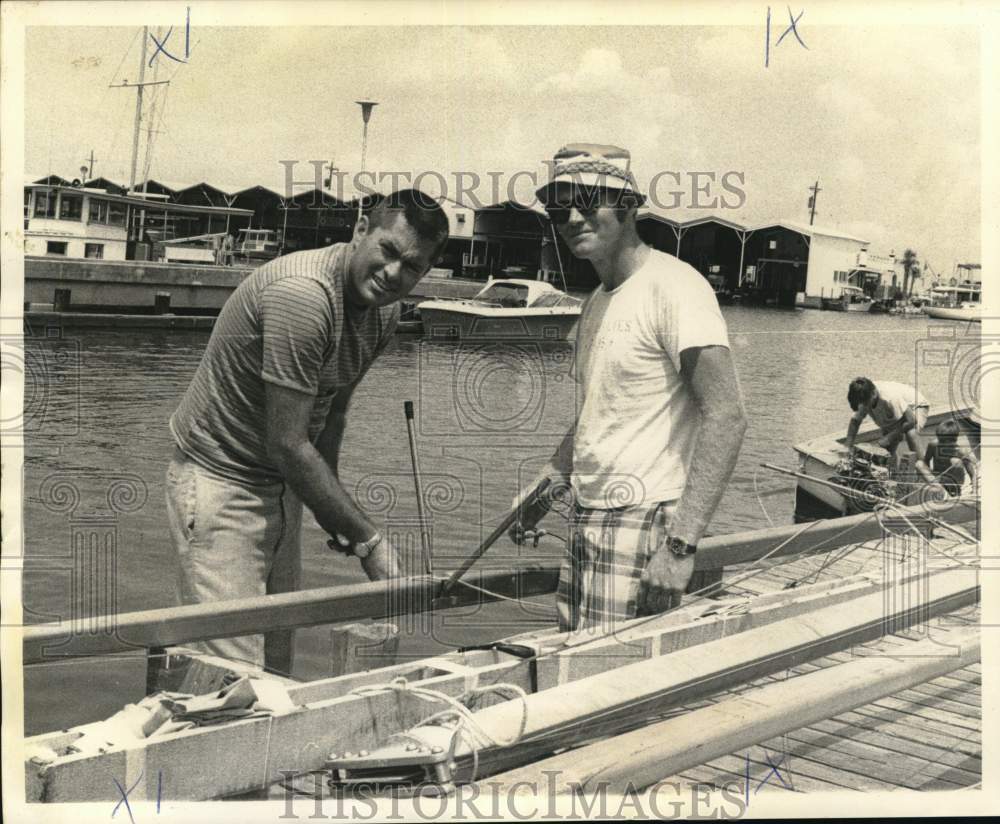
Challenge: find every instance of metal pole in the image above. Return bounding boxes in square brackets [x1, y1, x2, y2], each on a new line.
[356, 100, 378, 221]
[441, 477, 552, 596]
[404, 401, 433, 575]
[128, 28, 149, 194]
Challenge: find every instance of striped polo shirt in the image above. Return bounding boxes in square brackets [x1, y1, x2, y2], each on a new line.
[170, 244, 398, 485]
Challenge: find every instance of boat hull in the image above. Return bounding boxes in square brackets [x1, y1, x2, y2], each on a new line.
[822, 298, 874, 312]
[924, 306, 981, 323]
[419, 306, 579, 340]
[792, 406, 978, 519]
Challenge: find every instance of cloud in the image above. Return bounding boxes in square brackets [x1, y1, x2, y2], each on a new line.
[534, 49, 633, 95]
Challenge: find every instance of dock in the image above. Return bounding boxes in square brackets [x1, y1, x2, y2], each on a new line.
[21, 502, 981, 802]
[24, 255, 489, 331]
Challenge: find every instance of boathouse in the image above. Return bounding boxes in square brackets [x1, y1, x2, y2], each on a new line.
[24, 182, 252, 262]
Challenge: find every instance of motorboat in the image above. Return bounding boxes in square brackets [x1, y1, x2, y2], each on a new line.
[821, 285, 874, 312]
[923, 283, 981, 323]
[418, 278, 583, 340]
[792, 405, 979, 518]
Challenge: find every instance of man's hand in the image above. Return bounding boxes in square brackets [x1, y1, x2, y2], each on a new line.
[636, 544, 696, 616]
[506, 476, 560, 544]
[360, 538, 402, 581]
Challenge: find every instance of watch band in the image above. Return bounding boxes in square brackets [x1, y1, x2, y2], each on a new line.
[666, 535, 697, 557]
[327, 532, 382, 558]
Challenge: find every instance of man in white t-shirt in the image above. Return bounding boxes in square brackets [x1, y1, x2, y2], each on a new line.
[844, 377, 930, 456]
[509, 143, 748, 632]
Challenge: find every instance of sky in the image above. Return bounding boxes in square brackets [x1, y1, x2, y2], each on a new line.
[23, 20, 982, 273]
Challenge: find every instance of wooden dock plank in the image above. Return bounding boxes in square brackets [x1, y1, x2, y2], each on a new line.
[772, 727, 973, 789]
[806, 716, 981, 773]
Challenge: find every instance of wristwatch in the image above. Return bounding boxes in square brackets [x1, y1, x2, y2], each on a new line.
[666, 535, 697, 558]
[328, 532, 382, 559]
[352, 532, 383, 559]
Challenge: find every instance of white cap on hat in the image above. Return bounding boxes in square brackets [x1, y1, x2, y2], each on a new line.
[536, 143, 645, 205]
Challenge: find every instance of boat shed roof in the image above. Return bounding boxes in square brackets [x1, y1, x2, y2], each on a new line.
[755, 219, 869, 245]
[25, 183, 252, 216]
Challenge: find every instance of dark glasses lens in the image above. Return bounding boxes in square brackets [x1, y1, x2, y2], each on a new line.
[545, 197, 599, 224]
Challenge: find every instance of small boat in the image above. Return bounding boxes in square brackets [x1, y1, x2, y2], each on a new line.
[792, 405, 979, 518]
[418, 278, 583, 340]
[821, 285, 874, 312]
[923, 282, 981, 323]
[234, 228, 281, 264]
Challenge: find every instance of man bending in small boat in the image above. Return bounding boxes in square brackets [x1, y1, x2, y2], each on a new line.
[509, 144, 748, 633]
[844, 377, 930, 461]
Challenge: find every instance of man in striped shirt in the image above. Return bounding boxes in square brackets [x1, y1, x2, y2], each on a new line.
[167, 190, 449, 673]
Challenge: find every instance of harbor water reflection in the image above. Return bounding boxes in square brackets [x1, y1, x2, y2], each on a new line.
[21, 307, 978, 732]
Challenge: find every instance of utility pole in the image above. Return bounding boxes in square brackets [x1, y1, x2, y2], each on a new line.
[82, 150, 96, 180]
[807, 180, 821, 225]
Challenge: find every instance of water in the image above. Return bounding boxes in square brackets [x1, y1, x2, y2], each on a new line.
[21, 308, 978, 734]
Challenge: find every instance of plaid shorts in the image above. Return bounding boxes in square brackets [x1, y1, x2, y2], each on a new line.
[556, 499, 676, 633]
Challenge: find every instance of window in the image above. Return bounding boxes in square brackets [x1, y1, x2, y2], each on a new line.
[108, 202, 126, 227]
[89, 199, 109, 224]
[59, 195, 83, 221]
[456, 213, 466, 224]
[34, 191, 56, 218]
[84, 243, 104, 259]
[46, 241, 67, 255]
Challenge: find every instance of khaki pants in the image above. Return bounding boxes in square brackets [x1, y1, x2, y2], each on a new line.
[165, 447, 302, 674]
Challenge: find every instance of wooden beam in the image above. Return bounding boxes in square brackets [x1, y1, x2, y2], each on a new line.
[22, 565, 559, 664]
[489, 626, 980, 793]
[370, 566, 979, 782]
[23, 575, 888, 802]
[694, 498, 977, 570]
[22, 500, 978, 663]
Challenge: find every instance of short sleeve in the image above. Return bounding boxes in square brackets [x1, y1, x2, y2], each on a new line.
[259, 278, 335, 396]
[654, 266, 730, 369]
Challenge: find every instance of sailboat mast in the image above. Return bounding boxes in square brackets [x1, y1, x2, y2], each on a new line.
[128, 27, 149, 194]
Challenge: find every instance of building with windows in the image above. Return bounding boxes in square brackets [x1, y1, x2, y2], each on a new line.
[24, 181, 251, 261]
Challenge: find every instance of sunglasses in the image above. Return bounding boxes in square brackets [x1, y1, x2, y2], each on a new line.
[544, 191, 631, 225]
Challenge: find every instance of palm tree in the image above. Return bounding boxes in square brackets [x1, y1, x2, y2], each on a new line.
[901, 248, 918, 298]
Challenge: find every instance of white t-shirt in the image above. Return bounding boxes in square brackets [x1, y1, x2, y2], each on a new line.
[571, 249, 730, 508]
[855, 380, 930, 430]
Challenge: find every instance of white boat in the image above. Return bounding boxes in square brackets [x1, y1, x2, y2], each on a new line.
[821, 285, 874, 312]
[418, 278, 583, 340]
[792, 405, 978, 518]
[923, 283, 981, 323]
[234, 228, 281, 264]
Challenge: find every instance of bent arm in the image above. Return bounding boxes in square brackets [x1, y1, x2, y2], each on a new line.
[845, 414, 864, 451]
[636, 346, 746, 615]
[962, 449, 980, 488]
[265, 381, 379, 546]
[669, 345, 748, 546]
[314, 380, 359, 476]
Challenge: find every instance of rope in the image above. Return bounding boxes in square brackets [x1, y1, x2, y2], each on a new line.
[752, 467, 777, 527]
[347, 677, 530, 783]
